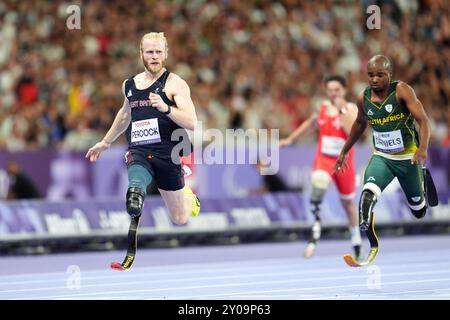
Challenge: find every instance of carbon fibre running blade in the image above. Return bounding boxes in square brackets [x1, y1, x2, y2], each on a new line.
[424, 168, 439, 207]
[111, 255, 135, 271]
[343, 247, 379, 268]
[303, 242, 317, 259]
[110, 215, 140, 271]
[110, 262, 127, 271]
[343, 254, 361, 267]
[344, 211, 379, 267]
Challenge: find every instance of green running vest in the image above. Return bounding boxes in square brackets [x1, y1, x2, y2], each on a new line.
[363, 81, 419, 160]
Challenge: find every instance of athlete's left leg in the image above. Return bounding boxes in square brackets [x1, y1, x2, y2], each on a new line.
[159, 187, 200, 225]
[395, 160, 427, 219]
[342, 156, 394, 267]
[303, 169, 331, 258]
[153, 157, 200, 225]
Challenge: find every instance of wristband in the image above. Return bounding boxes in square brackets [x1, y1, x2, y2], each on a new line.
[163, 104, 171, 115]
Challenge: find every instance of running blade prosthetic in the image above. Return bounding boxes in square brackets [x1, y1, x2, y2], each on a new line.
[111, 215, 141, 271]
[343, 212, 379, 267]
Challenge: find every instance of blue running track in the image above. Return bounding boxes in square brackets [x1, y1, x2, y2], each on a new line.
[1, 235, 450, 300]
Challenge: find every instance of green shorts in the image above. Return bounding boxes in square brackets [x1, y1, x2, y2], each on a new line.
[363, 155, 426, 210]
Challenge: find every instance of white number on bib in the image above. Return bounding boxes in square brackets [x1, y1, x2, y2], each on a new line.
[130, 118, 161, 145]
[373, 130, 404, 153]
[321, 136, 346, 156]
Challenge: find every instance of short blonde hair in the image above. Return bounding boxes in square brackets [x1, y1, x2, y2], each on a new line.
[140, 32, 168, 55]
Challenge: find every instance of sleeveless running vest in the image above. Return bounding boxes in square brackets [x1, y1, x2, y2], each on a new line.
[124, 70, 192, 158]
[316, 101, 354, 159]
[363, 81, 419, 160]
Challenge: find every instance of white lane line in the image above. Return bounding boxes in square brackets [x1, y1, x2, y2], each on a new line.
[3, 252, 450, 287]
[1, 268, 353, 294]
[2, 247, 450, 280]
[0, 256, 337, 281]
[316, 287, 450, 299]
[3, 257, 450, 289]
[10, 269, 450, 300]
[0, 261, 350, 287]
[174, 277, 450, 300]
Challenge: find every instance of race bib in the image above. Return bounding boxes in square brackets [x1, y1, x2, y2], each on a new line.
[321, 136, 346, 156]
[373, 130, 404, 153]
[130, 118, 161, 145]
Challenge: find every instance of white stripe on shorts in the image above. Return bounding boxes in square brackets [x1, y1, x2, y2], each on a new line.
[408, 199, 426, 211]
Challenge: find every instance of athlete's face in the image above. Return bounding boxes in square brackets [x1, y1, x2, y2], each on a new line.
[141, 38, 167, 74]
[325, 80, 346, 102]
[367, 63, 391, 92]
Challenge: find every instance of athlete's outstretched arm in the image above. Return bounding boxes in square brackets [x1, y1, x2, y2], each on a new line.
[85, 80, 131, 162]
[338, 103, 358, 135]
[279, 113, 318, 147]
[396, 82, 431, 166]
[149, 75, 197, 130]
[334, 91, 367, 172]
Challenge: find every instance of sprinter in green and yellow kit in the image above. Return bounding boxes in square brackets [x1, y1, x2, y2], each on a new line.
[335, 55, 431, 233]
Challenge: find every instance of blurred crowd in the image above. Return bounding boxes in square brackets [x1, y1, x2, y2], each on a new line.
[1, 0, 449, 151]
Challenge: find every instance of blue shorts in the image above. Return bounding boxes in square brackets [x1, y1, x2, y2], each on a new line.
[125, 149, 185, 191]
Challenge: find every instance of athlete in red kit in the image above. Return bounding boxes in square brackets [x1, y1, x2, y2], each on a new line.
[280, 75, 362, 259]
